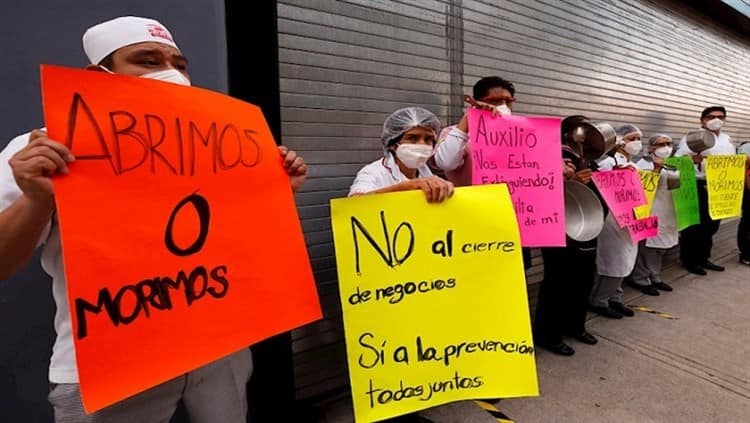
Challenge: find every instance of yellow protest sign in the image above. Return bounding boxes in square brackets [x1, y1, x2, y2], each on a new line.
[634, 170, 661, 219]
[330, 185, 538, 423]
[706, 155, 747, 219]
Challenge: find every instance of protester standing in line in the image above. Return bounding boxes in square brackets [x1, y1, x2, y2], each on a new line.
[348, 106, 454, 201]
[674, 106, 736, 275]
[589, 124, 644, 319]
[0, 16, 309, 423]
[629, 134, 679, 295]
[533, 115, 601, 356]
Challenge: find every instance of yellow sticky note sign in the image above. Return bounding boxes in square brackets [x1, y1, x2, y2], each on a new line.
[706, 154, 747, 220]
[330, 185, 538, 423]
[634, 170, 661, 219]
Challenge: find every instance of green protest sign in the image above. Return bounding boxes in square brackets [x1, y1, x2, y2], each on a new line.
[665, 157, 700, 231]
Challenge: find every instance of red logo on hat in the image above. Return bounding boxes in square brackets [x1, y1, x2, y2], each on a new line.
[147, 24, 174, 42]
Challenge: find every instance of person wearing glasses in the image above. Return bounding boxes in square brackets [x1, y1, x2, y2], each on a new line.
[629, 134, 679, 295]
[674, 106, 736, 275]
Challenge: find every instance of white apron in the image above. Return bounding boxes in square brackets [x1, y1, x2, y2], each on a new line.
[636, 159, 679, 249]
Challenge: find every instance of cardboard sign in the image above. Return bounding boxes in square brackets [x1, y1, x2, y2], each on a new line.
[628, 216, 659, 242]
[41, 65, 322, 412]
[591, 168, 647, 227]
[331, 185, 538, 423]
[705, 154, 747, 220]
[664, 157, 700, 231]
[634, 170, 660, 219]
[468, 110, 565, 247]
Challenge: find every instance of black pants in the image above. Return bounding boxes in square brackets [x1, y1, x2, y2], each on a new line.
[739, 188, 750, 259]
[534, 244, 596, 345]
[680, 181, 721, 265]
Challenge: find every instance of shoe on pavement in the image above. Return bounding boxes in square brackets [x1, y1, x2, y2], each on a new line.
[740, 256, 750, 266]
[537, 341, 575, 356]
[609, 301, 635, 317]
[702, 260, 725, 272]
[568, 331, 598, 345]
[626, 279, 660, 296]
[652, 281, 673, 291]
[683, 264, 707, 275]
[588, 305, 623, 319]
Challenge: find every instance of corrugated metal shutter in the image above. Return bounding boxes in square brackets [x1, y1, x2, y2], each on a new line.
[278, 0, 750, 400]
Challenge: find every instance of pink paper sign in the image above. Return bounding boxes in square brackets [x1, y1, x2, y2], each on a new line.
[628, 216, 659, 242]
[468, 110, 564, 247]
[591, 168, 647, 227]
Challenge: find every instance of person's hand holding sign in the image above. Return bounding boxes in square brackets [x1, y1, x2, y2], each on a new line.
[408, 176, 454, 203]
[279, 146, 307, 192]
[9, 129, 75, 207]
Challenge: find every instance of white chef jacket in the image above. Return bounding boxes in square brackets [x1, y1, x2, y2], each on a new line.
[595, 153, 639, 277]
[348, 152, 433, 196]
[636, 158, 678, 249]
[0, 132, 76, 383]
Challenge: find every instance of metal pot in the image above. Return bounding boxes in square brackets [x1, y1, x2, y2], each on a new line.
[685, 129, 715, 153]
[564, 180, 605, 242]
[738, 142, 750, 156]
[562, 120, 618, 162]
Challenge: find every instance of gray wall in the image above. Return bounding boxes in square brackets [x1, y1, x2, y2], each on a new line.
[0, 2, 226, 422]
[279, 0, 750, 400]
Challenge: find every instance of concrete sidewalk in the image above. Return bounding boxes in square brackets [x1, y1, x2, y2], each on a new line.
[320, 221, 750, 422]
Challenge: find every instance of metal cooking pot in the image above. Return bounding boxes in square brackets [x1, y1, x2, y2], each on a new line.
[564, 180, 605, 242]
[685, 129, 715, 153]
[562, 120, 618, 161]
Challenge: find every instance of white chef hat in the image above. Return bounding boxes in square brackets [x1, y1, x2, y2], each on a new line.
[82, 16, 180, 65]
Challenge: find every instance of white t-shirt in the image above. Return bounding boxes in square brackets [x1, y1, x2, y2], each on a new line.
[348, 152, 433, 196]
[674, 131, 735, 180]
[0, 132, 77, 383]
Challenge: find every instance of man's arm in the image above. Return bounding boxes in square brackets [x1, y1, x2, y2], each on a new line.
[0, 196, 54, 280]
[0, 129, 73, 280]
[434, 126, 469, 171]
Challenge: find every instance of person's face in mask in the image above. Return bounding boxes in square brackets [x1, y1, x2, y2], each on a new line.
[650, 137, 673, 159]
[478, 86, 516, 115]
[621, 133, 643, 157]
[87, 42, 190, 85]
[701, 111, 726, 133]
[390, 126, 436, 170]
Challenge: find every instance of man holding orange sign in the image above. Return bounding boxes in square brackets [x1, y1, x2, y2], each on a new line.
[0, 16, 316, 423]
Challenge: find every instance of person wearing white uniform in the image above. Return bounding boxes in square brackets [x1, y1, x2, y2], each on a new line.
[433, 76, 516, 188]
[674, 106, 736, 275]
[628, 134, 678, 295]
[349, 107, 454, 202]
[589, 124, 643, 319]
[0, 16, 309, 423]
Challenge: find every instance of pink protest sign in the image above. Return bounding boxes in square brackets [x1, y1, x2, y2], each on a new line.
[591, 168, 647, 227]
[627, 216, 659, 242]
[468, 110, 564, 247]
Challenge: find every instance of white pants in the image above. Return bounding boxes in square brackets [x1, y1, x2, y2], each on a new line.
[49, 349, 253, 423]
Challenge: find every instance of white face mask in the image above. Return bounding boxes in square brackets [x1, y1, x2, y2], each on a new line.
[624, 140, 643, 156]
[99, 65, 191, 86]
[495, 103, 512, 115]
[395, 144, 434, 169]
[653, 146, 673, 159]
[141, 68, 191, 86]
[705, 118, 724, 131]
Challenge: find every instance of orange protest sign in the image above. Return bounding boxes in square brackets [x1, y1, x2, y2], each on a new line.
[40, 65, 321, 412]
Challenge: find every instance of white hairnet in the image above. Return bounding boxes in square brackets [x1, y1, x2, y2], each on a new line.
[381, 107, 441, 147]
[647, 133, 672, 146]
[616, 124, 643, 139]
